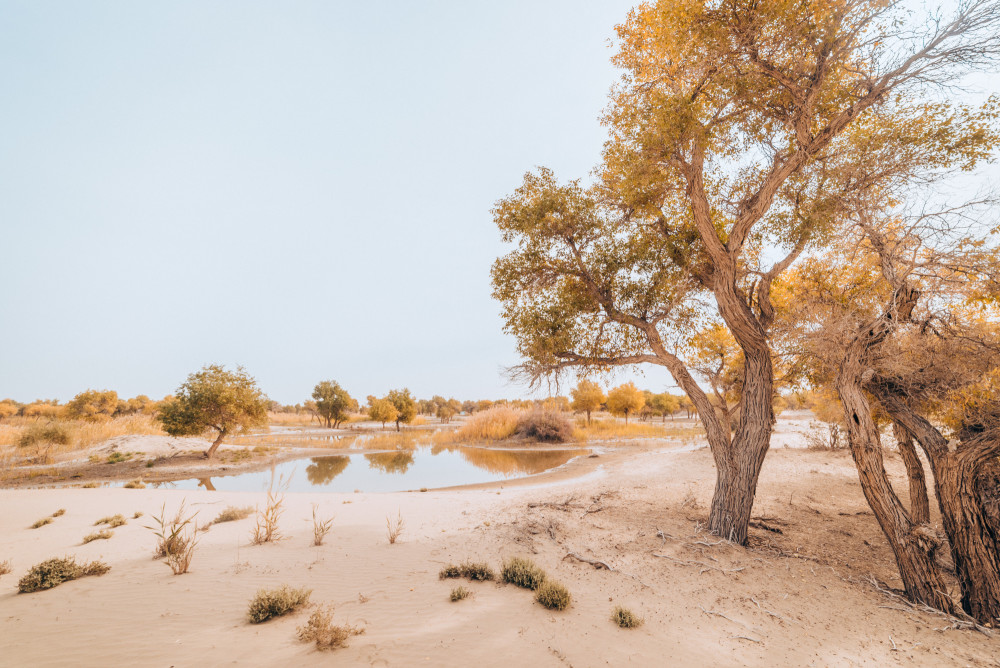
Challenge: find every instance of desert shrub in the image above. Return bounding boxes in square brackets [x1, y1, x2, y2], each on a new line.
[611, 606, 644, 628]
[439, 564, 462, 579]
[312, 505, 334, 546]
[123, 479, 146, 489]
[132, 511, 143, 519]
[18, 423, 72, 449]
[83, 530, 113, 544]
[213, 505, 254, 524]
[251, 478, 286, 544]
[31, 517, 53, 529]
[52, 509, 66, 517]
[106, 451, 133, 464]
[81, 482, 99, 488]
[18, 557, 109, 593]
[386, 511, 404, 544]
[296, 605, 364, 650]
[501, 557, 547, 590]
[535, 580, 571, 611]
[95, 514, 126, 528]
[459, 561, 495, 581]
[450, 585, 470, 602]
[147, 501, 197, 559]
[455, 406, 521, 441]
[515, 409, 573, 443]
[247, 585, 312, 624]
[0, 560, 11, 576]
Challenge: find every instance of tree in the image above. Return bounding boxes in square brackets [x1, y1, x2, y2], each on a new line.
[66, 390, 118, 422]
[368, 398, 397, 429]
[386, 388, 417, 432]
[648, 393, 680, 423]
[492, 0, 1000, 545]
[158, 364, 268, 459]
[0, 399, 20, 420]
[311, 381, 356, 428]
[606, 383, 644, 424]
[570, 380, 605, 425]
[436, 404, 457, 423]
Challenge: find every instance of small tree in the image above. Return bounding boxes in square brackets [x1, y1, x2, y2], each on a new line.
[570, 380, 605, 425]
[368, 398, 397, 429]
[311, 381, 356, 428]
[606, 383, 644, 425]
[386, 389, 417, 432]
[648, 393, 680, 423]
[66, 390, 119, 422]
[158, 365, 268, 459]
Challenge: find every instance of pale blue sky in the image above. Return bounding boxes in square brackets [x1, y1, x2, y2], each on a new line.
[0, 0, 661, 404]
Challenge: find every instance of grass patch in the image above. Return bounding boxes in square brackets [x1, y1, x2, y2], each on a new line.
[82, 482, 99, 488]
[95, 514, 127, 528]
[18, 557, 110, 593]
[501, 557, 547, 590]
[31, 517, 53, 529]
[247, 585, 312, 624]
[0, 560, 11, 577]
[296, 605, 364, 650]
[611, 605, 644, 628]
[213, 505, 254, 524]
[251, 477, 286, 545]
[439, 561, 496, 581]
[123, 479, 146, 489]
[106, 451, 134, 464]
[52, 509, 66, 517]
[312, 505, 334, 546]
[535, 580, 571, 611]
[386, 510, 404, 544]
[133, 511, 143, 519]
[450, 585, 471, 602]
[82, 529, 113, 544]
[455, 406, 521, 442]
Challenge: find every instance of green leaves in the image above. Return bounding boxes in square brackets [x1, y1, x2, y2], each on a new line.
[158, 364, 268, 441]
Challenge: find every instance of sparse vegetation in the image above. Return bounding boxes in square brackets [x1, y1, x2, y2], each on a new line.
[251, 479, 285, 545]
[515, 409, 573, 443]
[296, 605, 364, 650]
[450, 585, 470, 602]
[247, 585, 312, 624]
[18, 557, 110, 593]
[459, 562, 495, 581]
[611, 606, 643, 628]
[439, 564, 462, 579]
[0, 560, 11, 577]
[123, 479, 146, 489]
[501, 557, 547, 590]
[213, 505, 253, 524]
[455, 406, 520, 442]
[132, 511, 143, 519]
[386, 510, 404, 544]
[147, 501, 199, 565]
[312, 505, 334, 546]
[106, 451, 133, 464]
[535, 580, 571, 610]
[95, 514, 127, 528]
[31, 517, 53, 529]
[82, 529, 113, 544]
[52, 509, 65, 517]
[17, 422, 72, 449]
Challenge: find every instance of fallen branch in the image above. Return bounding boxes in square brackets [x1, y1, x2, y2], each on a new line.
[699, 605, 748, 628]
[564, 552, 613, 570]
[652, 552, 745, 574]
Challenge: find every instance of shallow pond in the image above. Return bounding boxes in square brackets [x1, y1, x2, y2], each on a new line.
[137, 445, 590, 493]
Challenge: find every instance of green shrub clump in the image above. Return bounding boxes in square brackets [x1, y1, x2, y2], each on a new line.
[535, 580, 571, 611]
[611, 605, 644, 628]
[501, 557, 547, 590]
[18, 423, 72, 449]
[247, 585, 312, 624]
[18, 557, 110, 593]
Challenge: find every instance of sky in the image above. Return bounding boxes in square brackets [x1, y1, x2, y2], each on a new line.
[0, 0, 664, 404]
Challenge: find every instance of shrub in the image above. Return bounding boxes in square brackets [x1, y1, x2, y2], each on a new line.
[439, 564, 462, 579]
[459, 562, 495, 581]
[83, 530, 113, 544]
[535, 580, 571, 611]
[0, 560, 11, 576]
[455, 406, 521, 441]
[386, 511, 404, 544]
[515, 409, 573, 443]
[123, 479, 146, 489]
[501, 557, 547, 590]
[296, 605, 364, 650]
[312, 505, 334, 546]
[107, 451, 133, 464]
[52, 509, 66, 517]
[18, 557, 110, 593]
[132, 511, 143, 519]
[95, 514, 127, 528]
[251, 480, 285, 544]
[147, 501, 197, 559]
[450, 585, 471, 602]
[247, 585, 312, 624]
[611, 606, 644, 628]
[213, 506, 254, 524]
[18, 423, 72, 449]
[31, 517, 53, 529]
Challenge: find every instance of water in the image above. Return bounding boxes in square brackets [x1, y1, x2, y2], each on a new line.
[139, 445, 590, 493]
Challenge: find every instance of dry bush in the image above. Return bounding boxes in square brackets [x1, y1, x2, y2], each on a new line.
[95, 514, 127, 528]
[82, 530, 113, 544]
[459, 562, 495, 581]
[450, 585, 471, 602]
[52, 509, 65, 517]
[147, 501, 198, 560]
[123, 479, 146, 489]
[18, 557, 110, 593]
[386, 511, 404, 544]
[213, 505, 254, 524]
[17, 422, 72, 449]
[132, 511, 143, 519]
[296, 605, 364, 650]
[611, 606, 643, 628]
[501, 557, 547, 590]
[1, 415, 164, 466]
[535, 580, 571, 610]
[515, 409, 573, 443]
[247, 585, 312, 624]
[31, 517, 53, 529]
[251, 482, 286, 545]
[312, 505, 334, 546]
[439, 564, 462, 579]
[455, 406, 521, 442]
[0, 560, 11, 576]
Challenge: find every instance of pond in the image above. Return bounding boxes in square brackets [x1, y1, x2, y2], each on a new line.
[136, 445, 590, 493]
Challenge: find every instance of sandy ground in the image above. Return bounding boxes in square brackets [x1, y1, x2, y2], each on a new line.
[2, 436, 998, 667]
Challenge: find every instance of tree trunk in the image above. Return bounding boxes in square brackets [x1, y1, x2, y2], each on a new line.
[586, 410, 591, 426]
[205, 430, 227, 459]
[893, 420, 930, 524]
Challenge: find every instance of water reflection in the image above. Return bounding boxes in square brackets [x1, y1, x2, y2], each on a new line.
[306, 456, 350, 484]
[365, 451, 415, 474]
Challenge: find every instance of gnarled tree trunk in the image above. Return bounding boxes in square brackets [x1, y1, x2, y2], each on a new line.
[893, 420, 930, 524]
[205, 429, 228, 459]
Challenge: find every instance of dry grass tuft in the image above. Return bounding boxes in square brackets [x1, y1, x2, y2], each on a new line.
[122, 479, 146, 489]
[296, 605, 364, 650]
[247, 585, 312, 624]
[386, 510, 404, 544]
[31, 517, 53, 529]
[611, 605, 644, 628]
[147, 501, 200, 574]
[0, 560, 11, 577]
[455, 406, 521, 442]
[439, 561, 496, 581]
[439, 564, 462, 579]
[132, 511, 143, 519]
[312, 505, 334, 546]
[450, 585, 471, 602]
[515, 410, 573, 443]
[82, 529, 113, 544]
[52, 509, 66, 517]
[535, 580, 571, 610]
[251, 488, 285, 545]
[95, 514, 127, 528]
[501, 557, 547, 590]
[213, 505, 254, 524]
[18, 557, 109, 593]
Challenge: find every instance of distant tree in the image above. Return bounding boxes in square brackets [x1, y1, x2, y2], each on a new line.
[436, 404, 457, 423]
[157, 364, 268, 459]
[66, 390, 119, 422]
[606, 383, 644, 425]
[570, 380, 605, 425]
[462, 400, 478, 414]
[0, 399, 20, 420]
[648, 393, 681, 422]
[311, 381, 356, 428]
[114, 395, 154, 417]
[368, 398, 397, 429]
[386, 388, 417, 432]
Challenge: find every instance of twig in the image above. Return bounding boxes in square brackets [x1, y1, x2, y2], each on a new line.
[729, 635, 763, 644]
[700, 605, 747, 628]
[652, 552, 745, 574]
[564, 552, 613, 570]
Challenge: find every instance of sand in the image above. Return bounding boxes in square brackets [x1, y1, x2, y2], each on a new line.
[1, 432, 998, 667]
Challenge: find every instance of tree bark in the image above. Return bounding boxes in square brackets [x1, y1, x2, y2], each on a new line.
[205, 429, 227, 459]
[893, 420, 931, 524]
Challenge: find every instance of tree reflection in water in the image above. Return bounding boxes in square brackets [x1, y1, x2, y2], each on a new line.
[365, 451, 415, 474]
[305, 456, 350, 485]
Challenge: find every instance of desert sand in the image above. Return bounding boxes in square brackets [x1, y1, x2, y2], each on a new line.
[2, 430, 998, 667]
